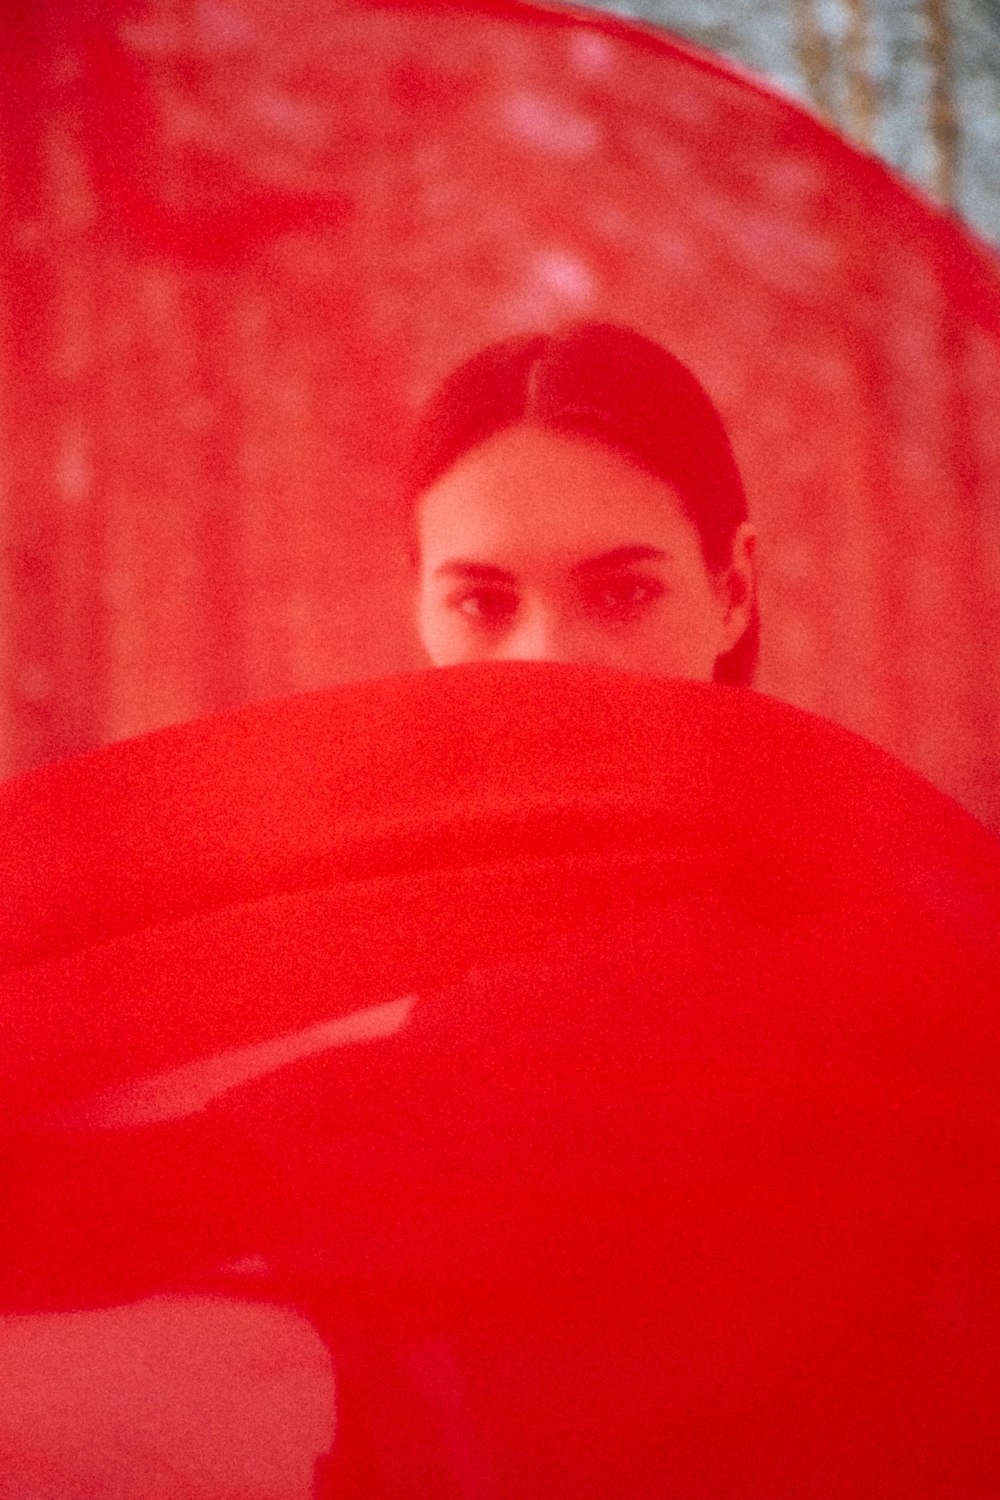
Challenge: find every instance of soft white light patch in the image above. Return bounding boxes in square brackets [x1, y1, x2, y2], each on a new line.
[47, 996, 417, 1130]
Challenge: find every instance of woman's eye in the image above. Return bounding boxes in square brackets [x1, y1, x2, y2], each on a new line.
[449, 588, 518, 628]
[584, 576, 664, 621]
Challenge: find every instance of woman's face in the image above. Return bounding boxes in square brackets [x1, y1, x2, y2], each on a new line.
[415, 424, 755, 680]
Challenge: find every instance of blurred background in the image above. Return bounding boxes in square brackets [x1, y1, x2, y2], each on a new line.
[2, 0, 999, 829]
[607, 0, 1000, 243]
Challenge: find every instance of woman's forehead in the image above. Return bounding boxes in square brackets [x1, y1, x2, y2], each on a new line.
[417, 424, 698, 566]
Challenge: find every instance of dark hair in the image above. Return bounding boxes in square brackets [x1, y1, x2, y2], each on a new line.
[404, 322, 758, 685]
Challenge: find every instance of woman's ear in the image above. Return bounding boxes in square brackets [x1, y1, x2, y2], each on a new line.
[719, 522, 757, 653]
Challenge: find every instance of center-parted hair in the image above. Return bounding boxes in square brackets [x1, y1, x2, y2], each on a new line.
[404, 322, 757, 684]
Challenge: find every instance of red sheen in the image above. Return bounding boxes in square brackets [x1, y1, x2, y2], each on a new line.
[1, 664, 998, 1495]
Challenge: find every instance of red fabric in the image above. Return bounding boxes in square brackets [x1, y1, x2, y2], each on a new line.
[1, 666, 998, 1495]
[2, 0, 1000, 826]
[2, 664, 998, 1117]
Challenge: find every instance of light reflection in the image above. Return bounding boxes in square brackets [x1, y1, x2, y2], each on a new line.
[44, 994, 417, 1129]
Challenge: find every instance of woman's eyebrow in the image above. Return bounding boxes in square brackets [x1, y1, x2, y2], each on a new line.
[433, 560, 517, 583]
[573, 545, 669, 575]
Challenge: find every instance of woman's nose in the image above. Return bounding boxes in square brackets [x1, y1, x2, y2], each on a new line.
[495, 607, 581, 664]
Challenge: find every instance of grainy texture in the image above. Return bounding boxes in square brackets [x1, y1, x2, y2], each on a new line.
[1, 0, 998, 831]
[598, 0, 1000, 243]
[0, 1296, 333, 1499]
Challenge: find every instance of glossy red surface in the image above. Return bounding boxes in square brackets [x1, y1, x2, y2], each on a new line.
[2, 664, 998, 1112]
[2, 664, 998, 1495]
